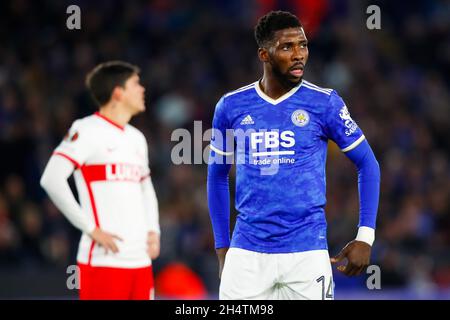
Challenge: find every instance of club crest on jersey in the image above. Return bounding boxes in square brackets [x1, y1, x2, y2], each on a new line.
[291, 109, 310, 127]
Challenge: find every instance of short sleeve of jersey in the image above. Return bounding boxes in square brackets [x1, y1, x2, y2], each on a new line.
[210, 96, 234, 155]
[324, 90, 365, 152]
[54, 120, 94, 167]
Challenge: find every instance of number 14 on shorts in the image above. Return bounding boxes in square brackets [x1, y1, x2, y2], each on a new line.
[316, 276, 334, 300]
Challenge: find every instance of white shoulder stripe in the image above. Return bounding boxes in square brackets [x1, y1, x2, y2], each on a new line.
[341, 135, 366, 152]
[237, 82, 256, 90]
[224, 83, 256, 97]
[210, 144, 234, 156]
[302, 83, 332, 95]
[303, 80, 333, 92]
[303, 80, 332, 91]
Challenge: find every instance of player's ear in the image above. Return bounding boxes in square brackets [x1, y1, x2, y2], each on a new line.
[258, 47, 270, 63]
[111, 86, 123, 102]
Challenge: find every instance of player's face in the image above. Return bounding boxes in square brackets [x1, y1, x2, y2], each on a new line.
[121, 74, 146, 115]
[267, 27, 308, 84]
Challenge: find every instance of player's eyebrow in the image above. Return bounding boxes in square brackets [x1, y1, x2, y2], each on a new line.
[279, 39, 308, 46]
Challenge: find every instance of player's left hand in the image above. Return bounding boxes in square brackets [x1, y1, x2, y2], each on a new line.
[330, 240, 371, 277]
[147, 231, 160, 260]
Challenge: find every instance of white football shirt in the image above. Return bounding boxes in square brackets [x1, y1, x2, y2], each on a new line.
[53, 112, 158, 268]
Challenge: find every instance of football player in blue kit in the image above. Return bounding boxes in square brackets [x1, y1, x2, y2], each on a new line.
[207, 11, 380, 299]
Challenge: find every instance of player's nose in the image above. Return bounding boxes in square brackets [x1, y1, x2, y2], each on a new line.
[292, 46, 303, 61]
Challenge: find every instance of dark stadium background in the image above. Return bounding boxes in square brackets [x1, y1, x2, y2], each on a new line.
[0, 0, 449, 299]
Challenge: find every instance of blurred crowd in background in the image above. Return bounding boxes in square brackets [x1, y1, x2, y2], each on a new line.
[0, 0, 449, 298]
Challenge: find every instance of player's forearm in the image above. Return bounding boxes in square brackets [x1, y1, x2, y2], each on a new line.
[141, 177, 160, 234]
[345, 140, 380, 245]
[353, 141, 380, 229]
[40, 155, 96, 234]
[207, 151, 232, 249]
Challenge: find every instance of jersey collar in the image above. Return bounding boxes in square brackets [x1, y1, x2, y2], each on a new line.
[254, 80, 303, 105]
[94, 112, 125, 131]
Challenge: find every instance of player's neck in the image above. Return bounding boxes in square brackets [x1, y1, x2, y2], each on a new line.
[260, 73, 296, 100]
[98, 104, 132, 128]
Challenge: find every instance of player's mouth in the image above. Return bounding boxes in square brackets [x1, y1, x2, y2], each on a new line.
[289, 63, 304, 77]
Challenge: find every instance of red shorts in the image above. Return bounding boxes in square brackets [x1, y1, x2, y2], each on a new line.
[78, 263, 154, 300]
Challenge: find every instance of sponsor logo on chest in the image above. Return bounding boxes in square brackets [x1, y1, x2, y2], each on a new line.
[105, 163, 143, 182]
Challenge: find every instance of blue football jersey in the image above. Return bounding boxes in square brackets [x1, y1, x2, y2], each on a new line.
[210, 80, 365, 253]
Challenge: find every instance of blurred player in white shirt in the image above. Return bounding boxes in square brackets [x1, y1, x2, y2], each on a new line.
[40, 61, 160, 300]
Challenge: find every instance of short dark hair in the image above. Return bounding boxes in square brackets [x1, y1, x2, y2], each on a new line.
[254, 11, 303, 48]
[85, 61, 140, 106]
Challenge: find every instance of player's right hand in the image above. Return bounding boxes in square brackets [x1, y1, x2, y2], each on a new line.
[90, 227, 123, 254]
